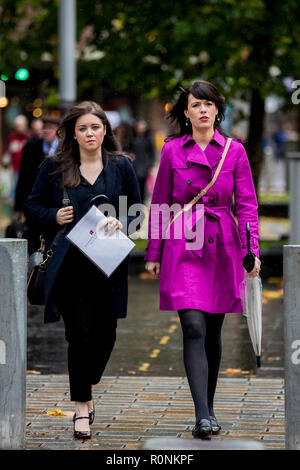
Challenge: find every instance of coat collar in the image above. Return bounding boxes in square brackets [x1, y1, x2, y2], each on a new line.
[180, 128, 226, 148]
[180, 129, 226, 170]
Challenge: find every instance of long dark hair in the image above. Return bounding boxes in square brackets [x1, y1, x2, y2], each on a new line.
[52, 101, 124, 187]
[167, 80, 227, 139]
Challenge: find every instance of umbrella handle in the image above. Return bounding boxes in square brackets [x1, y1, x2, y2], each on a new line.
[246, 222, 251, 253]
[256, 356, 261, 368]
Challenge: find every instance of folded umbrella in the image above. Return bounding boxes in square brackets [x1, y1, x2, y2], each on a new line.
[242, 223, 262, 368]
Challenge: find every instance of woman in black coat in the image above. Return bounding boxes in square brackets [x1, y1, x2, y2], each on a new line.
[24, 101, 142, 440]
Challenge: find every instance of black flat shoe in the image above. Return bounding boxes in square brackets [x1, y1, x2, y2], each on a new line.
[192, 419, 212, 440]
[210, 415, 221, 435]
[73, 415, 91, 440]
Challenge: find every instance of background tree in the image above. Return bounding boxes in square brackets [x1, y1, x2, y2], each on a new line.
[1, 0, 300, 191]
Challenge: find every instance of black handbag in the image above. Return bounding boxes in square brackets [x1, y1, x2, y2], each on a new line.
[5, 216, 28, 239]
[27, 189, 70, 305]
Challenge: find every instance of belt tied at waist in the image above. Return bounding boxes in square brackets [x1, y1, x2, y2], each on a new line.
[169, 204, 232, 257]
[203, 205, 230, 220]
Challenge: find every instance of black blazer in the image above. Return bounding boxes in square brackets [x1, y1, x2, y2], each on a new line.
[24, 154, 142, 324]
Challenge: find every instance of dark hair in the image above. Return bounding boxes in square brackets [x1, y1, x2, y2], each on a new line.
[167, 80, 227, 139]
[51, 101, 125, 187]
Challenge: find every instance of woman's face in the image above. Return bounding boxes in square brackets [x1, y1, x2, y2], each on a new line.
[184, 93, 218, 133]
[74, 113, 106, 153]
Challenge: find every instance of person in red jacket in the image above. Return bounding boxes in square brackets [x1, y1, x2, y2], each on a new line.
[1, 114, 31, 201]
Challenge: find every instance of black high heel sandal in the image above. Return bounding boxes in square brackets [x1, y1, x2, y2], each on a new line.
[73, 414, 91, 440]
[88, 400, 95, 425]
[73, 400, 95, 427]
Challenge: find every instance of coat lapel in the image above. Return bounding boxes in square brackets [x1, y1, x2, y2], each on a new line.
[184, 144, 212, 171]
[65, 187, 79, 220]
[103, 157, 117, 204]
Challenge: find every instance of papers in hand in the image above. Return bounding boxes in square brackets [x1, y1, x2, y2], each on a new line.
[66, 205, 135, 277]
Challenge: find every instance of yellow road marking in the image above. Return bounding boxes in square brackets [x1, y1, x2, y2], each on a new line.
[168, 324, 178, 334]
[159, 336, 170, 345]
[137, 321, 179, 373]
[139, 362, 150, 371]
[149, 349, 160, 358]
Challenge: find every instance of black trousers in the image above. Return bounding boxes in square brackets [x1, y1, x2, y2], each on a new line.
[59, 293, 117, 402]
[54, 247, 118, 402]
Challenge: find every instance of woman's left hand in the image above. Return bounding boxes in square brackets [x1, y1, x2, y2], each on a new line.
[100, 216, 123, 236]
[247, 256, 261, 278]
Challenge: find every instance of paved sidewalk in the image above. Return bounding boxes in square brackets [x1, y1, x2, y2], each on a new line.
[26, 375, 285, 450]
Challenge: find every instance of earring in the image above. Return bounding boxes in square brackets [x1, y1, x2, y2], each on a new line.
[74, 136, 77, 139]
[215, 115, 221, 123]
[185, 117, 189, 126]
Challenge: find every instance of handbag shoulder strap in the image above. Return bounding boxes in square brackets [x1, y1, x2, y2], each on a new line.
[187, 137, 232, 208]
[49, 188, 71, 252]
[39, 188, 71, 267]
[166, 137, 232, 233]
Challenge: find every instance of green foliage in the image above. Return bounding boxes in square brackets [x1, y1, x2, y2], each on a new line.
[0, 0, 58, 71]
[1, 0, 300, 105]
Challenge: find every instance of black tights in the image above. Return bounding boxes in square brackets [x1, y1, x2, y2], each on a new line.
[178, 309, 225, 422]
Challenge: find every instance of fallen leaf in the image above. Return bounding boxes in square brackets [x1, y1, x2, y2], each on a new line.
[263, 290, 283, 300]
[26, 370, 41, 375]
[44, 409, 68, 417]
[127, 370, 136, 375]
[220, 368, 253, 377]
[267, 356, 281, 361]
[138, 272, 155, 280]
[267, 277, 282, 285]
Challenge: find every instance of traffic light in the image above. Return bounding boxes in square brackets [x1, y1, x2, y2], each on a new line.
[15, 68, 29, 81]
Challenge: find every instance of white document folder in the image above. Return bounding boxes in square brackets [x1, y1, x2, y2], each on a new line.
[66, 205, 135, 277]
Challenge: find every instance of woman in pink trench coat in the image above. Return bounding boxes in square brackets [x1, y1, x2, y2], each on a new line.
[145, 80, 261, 439]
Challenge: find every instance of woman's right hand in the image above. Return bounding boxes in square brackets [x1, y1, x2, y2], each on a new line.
[56, 206, 74, 225]
[145, 261, 161, 279]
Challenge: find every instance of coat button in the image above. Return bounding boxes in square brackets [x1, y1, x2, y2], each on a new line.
[208, 237, 214, 243]
[186, 161, 191, 167]
[187, 179, 192, 184]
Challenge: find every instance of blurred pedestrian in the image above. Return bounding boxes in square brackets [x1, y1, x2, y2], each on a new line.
[14, 115, 60, 216]
[272, 126, 286, 162]
[24, 101, 141, 440]
[114, 121, 134, 153]
[145, 80, 261, 440]
[131, 120, 155, 203]
[30, 118, 43, 137]
[14, 115, 60, 252]
[1, 114, 30, 201]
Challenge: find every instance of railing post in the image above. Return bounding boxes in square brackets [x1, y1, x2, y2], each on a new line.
[287, 152, 300, 244]
[0, 239, 27, 449]
[283, 245, 300, 449]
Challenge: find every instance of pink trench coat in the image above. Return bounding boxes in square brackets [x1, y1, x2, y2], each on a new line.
[144, 129, 260, 314]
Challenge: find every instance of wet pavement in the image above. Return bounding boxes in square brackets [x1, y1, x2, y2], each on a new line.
[26, 374, 285, 450]
[27, 274, 284, 379]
